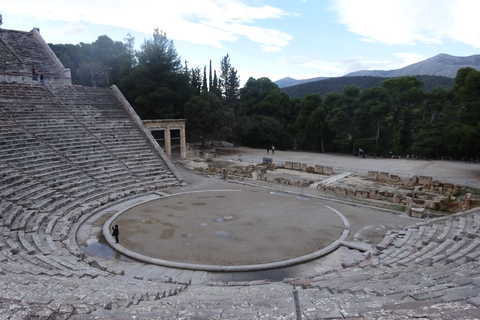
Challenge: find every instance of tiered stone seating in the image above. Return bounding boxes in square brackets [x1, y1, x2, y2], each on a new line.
[1, 27, 479, 319]
[0, 37, 24, 77]
[51, 85, 177, 183]
[0, 82, 181, 284]
[0, 29, 64, 81]
[375, 210, 480, 268]
[0, 273, 185, 316]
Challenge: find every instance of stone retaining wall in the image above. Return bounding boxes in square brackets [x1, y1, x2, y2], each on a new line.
[284, 161, 333, 175]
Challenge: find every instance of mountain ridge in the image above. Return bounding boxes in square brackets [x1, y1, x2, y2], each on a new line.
[344, 53, 480, 78]
[280, 75, 456, 99]
[275, 53, 480, 89]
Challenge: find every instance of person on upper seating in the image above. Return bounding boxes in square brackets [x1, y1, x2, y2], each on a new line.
[40, 73, 44, 85]
[32, 68, 38, 80]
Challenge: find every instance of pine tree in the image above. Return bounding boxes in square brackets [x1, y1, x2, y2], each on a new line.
[190, 67, 202, 95]
[202, 66, 208, 93]
[209, 60, 213, 92]
[219, 54, 240, 108]
[219, 54, 231, 99]
[212, 70, 222, 98]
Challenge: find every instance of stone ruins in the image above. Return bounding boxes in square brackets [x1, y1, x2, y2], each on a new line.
[0, 27, 479, 319]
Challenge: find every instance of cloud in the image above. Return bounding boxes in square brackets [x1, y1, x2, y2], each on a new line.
[58, 24, 88, 36]
[392, 53, 426, 68]
[262, 46, 281, 52]
[2, 0, 293, 49]
[331, 0, 480, 48]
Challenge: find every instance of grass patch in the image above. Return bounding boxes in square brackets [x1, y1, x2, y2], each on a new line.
[458, 186, 480, 197]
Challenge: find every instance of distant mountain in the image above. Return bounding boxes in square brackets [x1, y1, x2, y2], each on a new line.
[280, 75, 455, 99]
[344, 53, 480, 78]
[275, 76, 329, 88]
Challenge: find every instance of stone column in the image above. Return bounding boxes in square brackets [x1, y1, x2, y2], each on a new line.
[406, 197, 412, 216]
[164, 128, 171, 159]
[180, 125, 186, 159]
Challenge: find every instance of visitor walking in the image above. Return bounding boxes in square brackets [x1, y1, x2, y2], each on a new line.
[272, 145, 275, 154]
[112, 225, 119, 243]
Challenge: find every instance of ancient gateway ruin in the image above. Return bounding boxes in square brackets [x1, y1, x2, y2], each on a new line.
[0, 27, 479, 319]
[143, 119, 187, 160]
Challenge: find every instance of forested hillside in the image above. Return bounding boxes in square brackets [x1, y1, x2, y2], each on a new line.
[49, 32, 480, 161]
[280, 75, 455, 99]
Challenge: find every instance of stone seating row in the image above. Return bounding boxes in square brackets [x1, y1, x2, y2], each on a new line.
[0, 82, 181, 276]
[0, 29, 64, 79]
[0, 133, 169, 196]
[0, 39, 24, 73]
[2, 87, 163, 168]
[0, 272, 186, 318]
[375, 211, 480, 268]
[1, 84, 171, 181]
[96, 267, 479, 320]
[1, 191, 144, 277]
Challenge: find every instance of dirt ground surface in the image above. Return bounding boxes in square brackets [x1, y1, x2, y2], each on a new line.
[114, 188, 345, 266]
[212, 146, 480, 189]
[75, 146, 480, 278]
[106, 146, 470, 268]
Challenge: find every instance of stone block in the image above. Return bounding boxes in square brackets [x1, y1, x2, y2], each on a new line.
[403, 181, 415, 190]
[389, 174, 401, 182]
[356, 190, 369, 198]
[257, 166, 267, 179]
[306, 166, 314, 173]
[443, 183, 455, 194]
[248, 279, 270, 286]
[293, 162, 301, 170]
[378, 172, 389, 180]
[323, 166, 333, 174]
[393, 193, 403, 203]
[411, 209, 423, 218]
[314, 165, 323, 173]
[228, 281, 250, 286]
[376, 235, 396, 250]
[301, 163, 307, 171]
[369, 190, 382, 200]
[284, 161, 293, 169]
[423, 200, 438, 210]
[410, 175, 418, 183]
[367, 171, 378, 180]
[418, 176, 432, 185]
[346, 188, 356, 196]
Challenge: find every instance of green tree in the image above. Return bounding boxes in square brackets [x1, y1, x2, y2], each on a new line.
[326, 85, 360, 154]
[202, 66, 208, 93]
[211, 70, 222, 98]
[293, 94, 323, 151]
[381, 76, 424, 157]
[239, 77, 279, 117]
[185, 92, 234, 146]
[120, 29, 193, 119]
[51, 35, 131, 86]
[190, 66, 202, 95]
[411, 86, 447, 158]
[451, 67, 480, 158]
[356, 86, 389, 157]
[219, 54, 240, 110]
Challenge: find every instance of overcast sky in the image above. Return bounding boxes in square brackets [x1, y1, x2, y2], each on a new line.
[2, 0, 479, 85]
